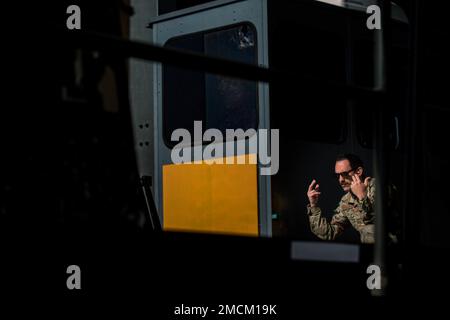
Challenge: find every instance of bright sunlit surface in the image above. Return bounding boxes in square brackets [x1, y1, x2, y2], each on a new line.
[316, 0, 345, 7]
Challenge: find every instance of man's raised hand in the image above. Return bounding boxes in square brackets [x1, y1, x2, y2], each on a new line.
[307, 179, 321, 207]
[350, 175, 371, 200]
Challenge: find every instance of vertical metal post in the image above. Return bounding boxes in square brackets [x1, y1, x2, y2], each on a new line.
[372, 0, 390, 296]
[140, 175, 162, 231]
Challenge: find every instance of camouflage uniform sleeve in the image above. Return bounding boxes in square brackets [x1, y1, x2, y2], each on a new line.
[307, 204, 349, 240]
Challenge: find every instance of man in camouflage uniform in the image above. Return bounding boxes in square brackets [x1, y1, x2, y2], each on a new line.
[306, 154, 376, 244]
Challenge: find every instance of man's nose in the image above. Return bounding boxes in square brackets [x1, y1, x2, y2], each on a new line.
[339, 175, 345, 184]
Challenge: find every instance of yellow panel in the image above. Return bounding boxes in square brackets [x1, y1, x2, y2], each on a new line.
[163, 154, 259, 236]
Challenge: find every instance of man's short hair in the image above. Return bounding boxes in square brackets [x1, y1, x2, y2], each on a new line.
[336, 153, 364, 170]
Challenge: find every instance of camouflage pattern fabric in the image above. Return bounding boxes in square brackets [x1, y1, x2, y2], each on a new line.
[307, 178, 376, 244]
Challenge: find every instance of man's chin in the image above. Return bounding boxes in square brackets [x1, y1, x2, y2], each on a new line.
[342, 186, 350, 192]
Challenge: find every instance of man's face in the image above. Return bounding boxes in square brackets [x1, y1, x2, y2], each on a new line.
[335, 159, 361, 192]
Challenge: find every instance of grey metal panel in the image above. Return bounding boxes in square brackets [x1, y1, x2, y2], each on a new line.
[153, 0, 271, 235]
[290, 241, 360, 263]
[129, 0, 158, 181]
[258, 0, 271, 236]
[148, 0, 244, 28]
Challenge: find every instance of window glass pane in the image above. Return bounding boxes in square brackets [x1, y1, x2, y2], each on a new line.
[163, 33, 205, 146]
[163, 23, 258, 147]
[205, 25, 258, 132]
